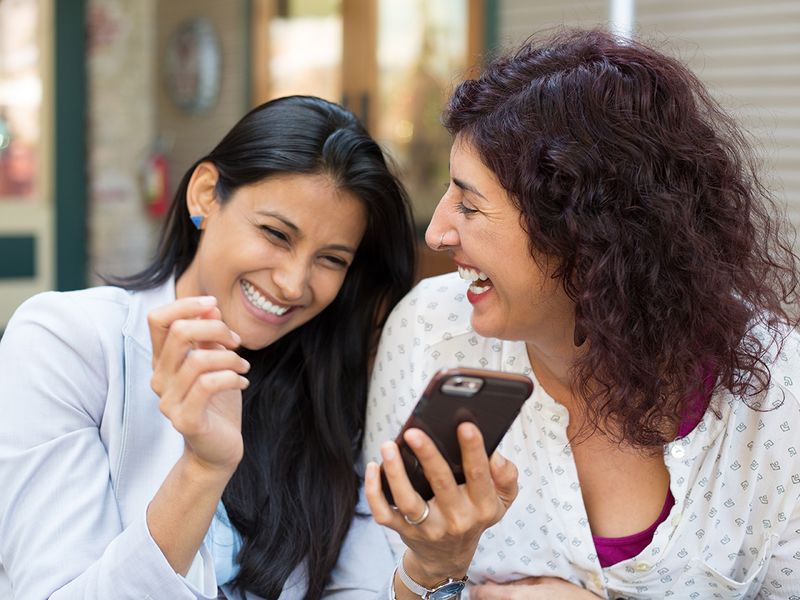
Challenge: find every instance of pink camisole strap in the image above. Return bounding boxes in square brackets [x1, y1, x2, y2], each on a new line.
[591, 375, 712, 568]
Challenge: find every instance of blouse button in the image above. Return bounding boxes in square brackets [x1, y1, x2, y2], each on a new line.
[670, 445, 686, 459]
[634, 561, 651, 572]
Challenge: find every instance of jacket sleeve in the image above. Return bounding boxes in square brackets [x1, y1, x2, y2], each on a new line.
[319, 487, 396, 600]
[0, 292, 215, 600]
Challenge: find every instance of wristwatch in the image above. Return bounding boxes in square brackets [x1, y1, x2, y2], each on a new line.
[395, 558, 468, 599]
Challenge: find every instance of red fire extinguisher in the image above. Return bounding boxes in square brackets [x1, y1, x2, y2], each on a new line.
[142, 146, 170, 218]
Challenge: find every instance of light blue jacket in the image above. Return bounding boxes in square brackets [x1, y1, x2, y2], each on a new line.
[0, 281, 394, 599]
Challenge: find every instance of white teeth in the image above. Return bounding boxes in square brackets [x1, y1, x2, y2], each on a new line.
[469, 283, 492, 295]
[241, 281, 290, 316]
[457, 265, 490, 283]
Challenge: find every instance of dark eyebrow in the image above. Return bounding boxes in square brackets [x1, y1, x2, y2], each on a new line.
[324, 244, 358, 255]
[257, 210, 300, 234]
[452, 177, 487, 201]
[257, 210, 357, 254]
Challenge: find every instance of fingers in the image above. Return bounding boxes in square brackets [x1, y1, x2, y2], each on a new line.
[510, 577, 558, 586]
[403, 428, 462, 507]
[148, 296, 219, 361]
[409, 422, 506, 520]
[157, 348, 250, 430]
[370, 424, 518, 526]
[376, 442, 430, 531]
[152, 318, 242, 395]
[489, 451, 519, 508]
[160, 369, 249, 437]
[458, 422, 496, 501]
[473, 579, 599, 600]
[364, 462, 399, 526]
[470, 582, 547, 600]
[470, 583, 507, 600]
[165, 348, 250, 402]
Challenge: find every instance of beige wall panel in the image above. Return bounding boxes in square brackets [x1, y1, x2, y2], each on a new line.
[497, 0, 800, 246]
[87, 0, 158, 283]
[636, 0, 800, 236]
[499, 0, 609, 47]
[156, 1, 248, 202]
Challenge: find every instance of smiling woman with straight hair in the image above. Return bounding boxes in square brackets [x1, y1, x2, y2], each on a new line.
[0, 95, 416, 600]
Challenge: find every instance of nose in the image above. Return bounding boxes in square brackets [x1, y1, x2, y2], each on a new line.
[425, 194, 456, 252]
[272, 256, 310, 303]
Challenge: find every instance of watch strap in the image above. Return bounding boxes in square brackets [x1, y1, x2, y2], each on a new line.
[396, 556, 468, 599]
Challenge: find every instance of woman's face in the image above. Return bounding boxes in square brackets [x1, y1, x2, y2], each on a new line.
[425, 136, 573, 343]
[177, 166, 367, 350]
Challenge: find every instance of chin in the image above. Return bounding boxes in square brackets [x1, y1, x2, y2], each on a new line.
[470, 316, 497, 340]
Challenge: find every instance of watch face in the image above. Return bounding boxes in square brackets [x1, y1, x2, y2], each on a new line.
[430, 581, 466, 599]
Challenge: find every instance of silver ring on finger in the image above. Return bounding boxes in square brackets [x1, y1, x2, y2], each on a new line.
[403, 501, 430, 526]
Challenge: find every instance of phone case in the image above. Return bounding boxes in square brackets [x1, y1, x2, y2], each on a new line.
[380, 367, 533, 504]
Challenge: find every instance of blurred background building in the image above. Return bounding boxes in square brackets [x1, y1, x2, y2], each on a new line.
[0, 0, 797, 329]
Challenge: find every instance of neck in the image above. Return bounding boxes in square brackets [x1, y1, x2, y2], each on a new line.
[526, 338, 580, 397]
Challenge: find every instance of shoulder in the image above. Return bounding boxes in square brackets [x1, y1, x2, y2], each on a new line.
[6, 286, 132, 340]
[750, 325, 800, 415]
[0, 287, 137, 422]
[769, 327, 800, 386]
[713, 326, 800, 470]
[382, 272, 473, 345]
[1, 286, 138, 372]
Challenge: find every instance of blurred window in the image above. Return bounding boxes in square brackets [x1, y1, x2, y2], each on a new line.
[269, 0, 343, 101]
[0, 0, 40, 201]
[252, 0, 477, 226]
[375, 0, 468, 224]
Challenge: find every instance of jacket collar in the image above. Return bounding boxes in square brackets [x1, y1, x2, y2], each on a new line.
[121, 277, 177, 354]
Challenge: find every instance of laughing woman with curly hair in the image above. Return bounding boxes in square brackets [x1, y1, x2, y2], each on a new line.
[362, 30, 800, 599]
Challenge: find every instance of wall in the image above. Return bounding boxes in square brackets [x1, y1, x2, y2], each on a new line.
[87, 0, 158, 283]
[86, 0, 248, 283]
[498, 0, 608, 46]
[636, 0, 800, 233]
[156, 1, 249, 199]
[498, 0, 800, 245]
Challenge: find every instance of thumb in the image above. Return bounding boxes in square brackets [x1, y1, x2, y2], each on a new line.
[489, 452, 518, 507]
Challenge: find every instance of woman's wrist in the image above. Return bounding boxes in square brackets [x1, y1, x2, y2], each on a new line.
[147, 452, 234, 575]
[401, 550, 469, 589]
[180, 446, 240, 481]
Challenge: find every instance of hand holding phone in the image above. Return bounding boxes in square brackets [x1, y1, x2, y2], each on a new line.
[380, 367, 533, 504]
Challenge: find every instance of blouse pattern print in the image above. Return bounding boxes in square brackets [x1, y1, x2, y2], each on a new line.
[360, 272, 800, 600]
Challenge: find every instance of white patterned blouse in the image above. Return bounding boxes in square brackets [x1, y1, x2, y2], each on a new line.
[361, 272, 800, 600]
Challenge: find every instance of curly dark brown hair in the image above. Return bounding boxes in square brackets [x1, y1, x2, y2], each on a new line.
[444, 29, 800, 447]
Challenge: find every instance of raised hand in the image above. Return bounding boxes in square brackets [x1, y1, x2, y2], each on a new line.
[365, 422, 518, 593]
[148, 296, 250, 474]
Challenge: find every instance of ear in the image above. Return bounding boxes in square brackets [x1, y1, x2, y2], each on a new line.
[186, 161, 220, 222]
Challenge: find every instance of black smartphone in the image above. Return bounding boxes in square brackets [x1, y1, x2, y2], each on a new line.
[380, 367, 534, 505]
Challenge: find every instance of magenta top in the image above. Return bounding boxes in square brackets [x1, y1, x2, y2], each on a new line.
[591, 382, 710, 568]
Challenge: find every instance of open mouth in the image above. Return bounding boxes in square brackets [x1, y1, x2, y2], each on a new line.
[457, 265, 494, 296]
[240, 280, 293, 316]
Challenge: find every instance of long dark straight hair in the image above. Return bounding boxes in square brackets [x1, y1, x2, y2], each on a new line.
[114, 96, 416, 598]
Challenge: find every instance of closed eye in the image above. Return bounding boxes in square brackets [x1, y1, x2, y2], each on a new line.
[456, 201, 479, 215]
[261, 225, 289, 243]
[321, 255, 350, 269]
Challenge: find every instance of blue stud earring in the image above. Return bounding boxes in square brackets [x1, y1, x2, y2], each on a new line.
[190, 215, 205, 230]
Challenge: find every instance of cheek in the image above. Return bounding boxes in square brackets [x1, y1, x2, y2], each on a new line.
[311, 270, 349, 309]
